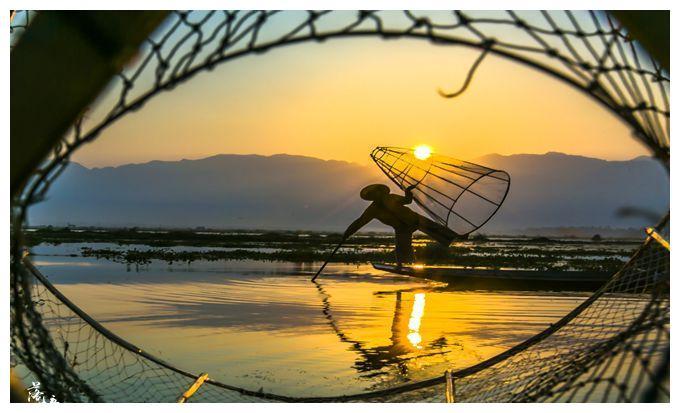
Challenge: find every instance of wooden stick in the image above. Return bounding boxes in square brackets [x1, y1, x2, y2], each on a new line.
[177, 372, 209, 403]
[645, 227, 670, 251]
[445, 369, 455, 403]
[311, 242, 344, 282]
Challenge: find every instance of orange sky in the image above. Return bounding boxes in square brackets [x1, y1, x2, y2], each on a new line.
[73, 37, 651, 168]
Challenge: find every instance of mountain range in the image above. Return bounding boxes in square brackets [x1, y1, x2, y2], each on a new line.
[28, 152, 669, 234]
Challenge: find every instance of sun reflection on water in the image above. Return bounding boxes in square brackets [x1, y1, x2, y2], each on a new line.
[407, 293, 426, 349]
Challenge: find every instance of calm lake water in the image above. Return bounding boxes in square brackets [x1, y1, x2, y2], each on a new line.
[29, 243, 592, 398]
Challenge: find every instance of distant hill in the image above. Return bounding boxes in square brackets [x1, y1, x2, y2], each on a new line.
[29, 152, 669, 234]
[474, 152, 668, 234]
[30, 154, 383, 231]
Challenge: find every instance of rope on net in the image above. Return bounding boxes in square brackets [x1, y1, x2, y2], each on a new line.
[10, 10, 669, 402]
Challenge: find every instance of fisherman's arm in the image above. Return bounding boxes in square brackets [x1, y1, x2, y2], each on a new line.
[343, 207, 375, 240]
[402, 184, 417, 205]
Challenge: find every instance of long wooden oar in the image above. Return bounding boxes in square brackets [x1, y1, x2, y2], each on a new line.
[311, 241, 344, 282]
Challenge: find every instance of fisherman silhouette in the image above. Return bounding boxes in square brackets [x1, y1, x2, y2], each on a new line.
[342, 183, 466, 266]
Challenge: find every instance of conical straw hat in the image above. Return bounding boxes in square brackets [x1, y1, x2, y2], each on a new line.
[360, 184, 390, 200]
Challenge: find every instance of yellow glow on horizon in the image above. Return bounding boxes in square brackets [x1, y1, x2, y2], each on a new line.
[414, 145, 433, 160]
[71, 39, 650, 168]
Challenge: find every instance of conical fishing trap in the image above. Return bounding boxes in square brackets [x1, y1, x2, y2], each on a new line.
[371, 147, 510, 235]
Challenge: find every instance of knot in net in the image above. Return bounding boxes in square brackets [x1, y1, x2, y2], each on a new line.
[371, 147, 510, 235]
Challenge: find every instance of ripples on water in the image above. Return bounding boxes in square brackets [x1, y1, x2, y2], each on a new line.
[31, 246, 590, 397]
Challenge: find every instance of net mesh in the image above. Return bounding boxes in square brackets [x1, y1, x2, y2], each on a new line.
[371, 147, 511, 235]
[453, 222, 669, 402]
[10, 10, 669, 402]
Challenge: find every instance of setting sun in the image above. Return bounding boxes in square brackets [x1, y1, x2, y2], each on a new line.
[413, 145, 433, 160]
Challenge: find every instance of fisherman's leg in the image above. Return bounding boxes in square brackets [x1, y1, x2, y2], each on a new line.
[394, 229, 415, 266]
[418, 216, 458, 246]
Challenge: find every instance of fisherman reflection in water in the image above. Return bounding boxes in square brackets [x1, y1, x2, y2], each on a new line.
[342, 184, 465, 266]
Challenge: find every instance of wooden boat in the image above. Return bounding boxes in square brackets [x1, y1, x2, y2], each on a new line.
[372, 262, 611, 291]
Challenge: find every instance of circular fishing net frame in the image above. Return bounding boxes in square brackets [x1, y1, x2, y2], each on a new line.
[10, 10, 669, 402]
